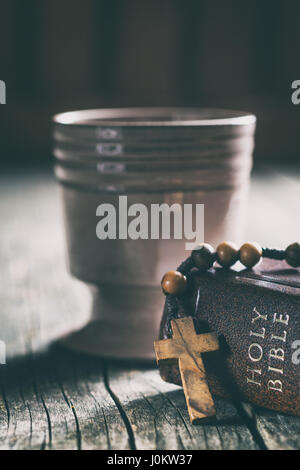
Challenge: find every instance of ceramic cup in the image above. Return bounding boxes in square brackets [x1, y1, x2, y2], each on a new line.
[53, 108, 256, 360]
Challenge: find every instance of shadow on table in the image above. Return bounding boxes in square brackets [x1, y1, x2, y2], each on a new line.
[0, 343, 246, 429]
[0, 343, 155, 393]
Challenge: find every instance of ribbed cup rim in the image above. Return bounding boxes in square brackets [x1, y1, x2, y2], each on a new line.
[53, 107, 256, 127]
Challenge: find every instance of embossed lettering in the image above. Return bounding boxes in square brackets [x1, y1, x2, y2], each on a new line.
[271, 330, 287, 343]
[248, 343, 263, 362]
[252, 307, 267, 323]
[269, 348, 284, 361]
[268, 366, 283, 374]
[250, 327, 266, 339]
[273, 313, 289, 325]
[247, 367, 261, 386]
[268, 379, 283, 392]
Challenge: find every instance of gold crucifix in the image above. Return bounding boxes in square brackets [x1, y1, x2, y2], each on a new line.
[154, 317, 219, 424]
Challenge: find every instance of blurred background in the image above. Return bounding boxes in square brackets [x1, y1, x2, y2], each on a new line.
[0, 0, 300, 165]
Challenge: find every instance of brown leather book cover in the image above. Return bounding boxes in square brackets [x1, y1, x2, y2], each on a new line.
[159, 259, 300, 416]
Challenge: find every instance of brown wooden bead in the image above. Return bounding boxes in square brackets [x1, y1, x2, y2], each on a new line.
[216, 241, 239, 267]
[192, 243, 215, 270]
[239, 242, 262, 269]
[285, 242, 300, 267]
[161, 270, 187, 295]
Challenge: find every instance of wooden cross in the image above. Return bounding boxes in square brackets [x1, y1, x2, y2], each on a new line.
[154, 317, 219, 424]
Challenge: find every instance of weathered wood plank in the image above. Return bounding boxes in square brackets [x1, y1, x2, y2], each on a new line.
[0, 169, 90, 360]
[107, 367, 260, 450]
[55, 352, 130, 450]
[0, 359, 39, 450]
[0, 350, 132, 450]
[0, 167, 299, 450]
[252, 408, 300, 451]
[0, 170, 129, 449]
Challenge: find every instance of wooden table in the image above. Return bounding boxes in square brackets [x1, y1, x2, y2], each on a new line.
[0, 165, 299, 451]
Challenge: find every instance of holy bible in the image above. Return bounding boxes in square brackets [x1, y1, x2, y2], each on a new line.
[158, 259, 300, 416]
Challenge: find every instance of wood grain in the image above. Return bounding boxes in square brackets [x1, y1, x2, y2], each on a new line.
[254, 410, 300, 451]
[0, 166, 299, 450]
[107, 367, 260, 450]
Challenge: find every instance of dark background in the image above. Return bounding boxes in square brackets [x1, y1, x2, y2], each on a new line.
[0, 0, 300, 164]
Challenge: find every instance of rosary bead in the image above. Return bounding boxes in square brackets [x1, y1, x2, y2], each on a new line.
[216, 241, 239, 267]
[192, 243, 215, 270]
[239, 242, 262, 269]
[161, 271, 187, 295]
[285, 242, 300, 267]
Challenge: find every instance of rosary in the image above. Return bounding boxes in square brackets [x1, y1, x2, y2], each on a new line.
[154, 241, 300, 423]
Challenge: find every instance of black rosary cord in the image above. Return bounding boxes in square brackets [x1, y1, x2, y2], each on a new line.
[164, 257, 194, 334]
[177, 256, 194, 276]
[262, 248, 285, 260]
[164, 244, 295, 335]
